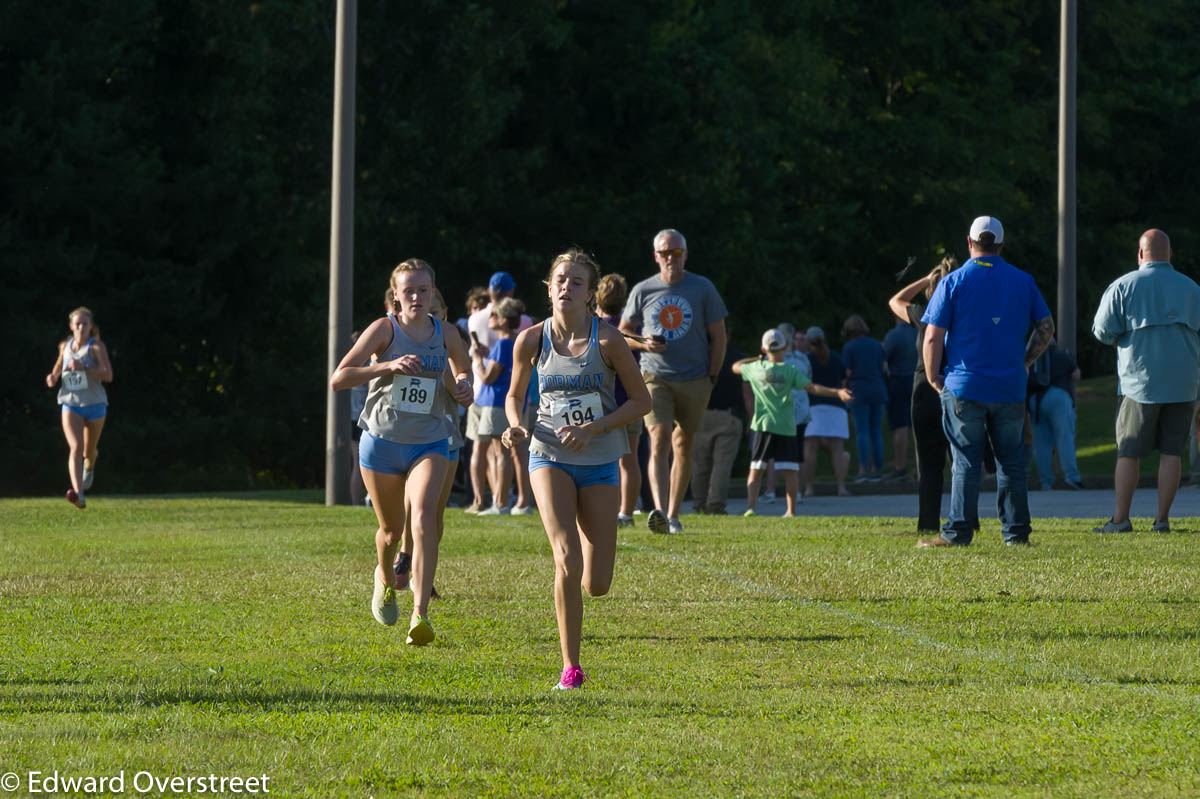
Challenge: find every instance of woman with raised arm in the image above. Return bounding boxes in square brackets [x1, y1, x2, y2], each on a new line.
[46, 307, 113, 509]
[887, 256, 962, 535]
[331, 259, 472, 646]
[502, 249, 651, 691]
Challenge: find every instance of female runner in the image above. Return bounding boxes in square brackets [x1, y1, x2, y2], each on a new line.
[394, 288, 469, 599]
[331, 260, 472, 645]
[502, 249, 651, 690]
[45, 307, 113, 508]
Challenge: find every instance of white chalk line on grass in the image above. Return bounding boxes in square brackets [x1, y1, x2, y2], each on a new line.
[618, 541, 1200, 708]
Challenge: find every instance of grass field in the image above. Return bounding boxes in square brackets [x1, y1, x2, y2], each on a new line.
[2, 493, 1199, 798]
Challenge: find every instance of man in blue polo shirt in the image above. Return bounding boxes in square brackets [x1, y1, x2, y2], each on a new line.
[1091, 229, 1200, 533]
[917, 216, 1054, 547]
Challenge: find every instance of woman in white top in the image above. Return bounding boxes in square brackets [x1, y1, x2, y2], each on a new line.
[45, 307, 113, 509]
[331, 259, 472, 646]
[502, 249, 651, 690]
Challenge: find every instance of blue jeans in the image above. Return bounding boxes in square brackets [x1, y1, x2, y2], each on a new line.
[939, 392, 1031, 545]
[1030, 386, 1081, 489]
[850, 402, 885, 474]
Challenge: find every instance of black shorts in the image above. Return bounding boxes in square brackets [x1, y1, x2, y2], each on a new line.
[749, 430, 800, 469]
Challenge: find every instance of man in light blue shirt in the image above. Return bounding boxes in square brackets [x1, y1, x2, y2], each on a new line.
[918, 216, 1055, 547]
[1090, 229, 1200, 533]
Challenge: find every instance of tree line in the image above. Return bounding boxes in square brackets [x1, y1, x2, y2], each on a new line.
[3, 0, 1197, 494]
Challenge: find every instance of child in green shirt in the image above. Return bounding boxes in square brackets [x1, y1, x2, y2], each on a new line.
[734, 329, 852, 517]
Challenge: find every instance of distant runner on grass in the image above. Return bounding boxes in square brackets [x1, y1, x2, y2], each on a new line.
[46, 306, 113, 509]
[502, 249, 651, 691]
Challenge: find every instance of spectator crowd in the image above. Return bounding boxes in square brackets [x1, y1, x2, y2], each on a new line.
[348, 220, 1200, 543]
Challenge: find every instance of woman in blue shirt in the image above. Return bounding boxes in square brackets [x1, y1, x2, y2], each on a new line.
[474, 297, 526, 514]
[842, 315, 888, 481]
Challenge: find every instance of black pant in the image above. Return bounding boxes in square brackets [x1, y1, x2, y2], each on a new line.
[911, 380, 948, 532]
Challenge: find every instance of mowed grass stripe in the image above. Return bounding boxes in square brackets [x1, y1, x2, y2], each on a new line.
[2, 495, 1199, 797]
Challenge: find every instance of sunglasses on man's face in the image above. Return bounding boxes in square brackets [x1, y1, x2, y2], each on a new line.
[656, 248, 685, 258]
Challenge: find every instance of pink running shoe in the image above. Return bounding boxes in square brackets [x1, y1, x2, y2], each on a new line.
[553, 666, 587, 691]
[65, 489, 86, 509]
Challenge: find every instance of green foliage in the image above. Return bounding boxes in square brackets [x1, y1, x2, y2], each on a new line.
[4, 1, 1199, 492]
[3, 495, 1200, 796]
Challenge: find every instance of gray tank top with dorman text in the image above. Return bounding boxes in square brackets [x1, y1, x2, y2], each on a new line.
[530, 318, 629, 465]
[57, 337, 108, 407]
[358, 315, 454, 445]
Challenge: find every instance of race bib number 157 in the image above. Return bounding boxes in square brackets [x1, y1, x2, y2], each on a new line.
[63, 370, 89, 392]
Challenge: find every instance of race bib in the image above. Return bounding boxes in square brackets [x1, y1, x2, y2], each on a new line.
[63, 370, 89, 392]
[391, 375, 437, 415]
[549, 393, 604, 428]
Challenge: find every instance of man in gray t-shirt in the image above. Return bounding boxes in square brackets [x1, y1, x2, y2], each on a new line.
[620, 228, 728, 534]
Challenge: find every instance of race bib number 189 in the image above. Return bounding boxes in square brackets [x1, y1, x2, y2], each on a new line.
[391, 375, 437, 415]
[549, 393, 604, 428]
[63, 370, 89, 392]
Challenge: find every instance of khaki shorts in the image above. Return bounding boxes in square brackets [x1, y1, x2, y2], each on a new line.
[1116, 397, 1192, 458]
[464, 402, 484, 442]
[644, 373, 713, 435]
[476, 406, 509, 437]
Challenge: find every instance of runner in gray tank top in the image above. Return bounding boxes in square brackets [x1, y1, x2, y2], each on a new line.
[501, 249, 651, 691]
[331, 259, 472, 647]
[396, 288, 466, 601]
[45, 306, 113, 509]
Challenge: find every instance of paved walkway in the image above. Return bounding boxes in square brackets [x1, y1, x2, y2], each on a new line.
[711, 485, 1200, 521]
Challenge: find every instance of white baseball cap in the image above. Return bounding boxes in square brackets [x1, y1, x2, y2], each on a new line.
[969, 216, 1004, 244]
[761, 329, 787, 352]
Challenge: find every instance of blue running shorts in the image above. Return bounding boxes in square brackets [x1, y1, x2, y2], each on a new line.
[359, 432, 450, 475]
[62, 403, 107, 421]
[528, 454, 619, 488]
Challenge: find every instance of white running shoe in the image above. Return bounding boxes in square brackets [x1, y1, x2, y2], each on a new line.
[761, 491, 776, 504]
[477, 504, 509, 516]
[510, 505, 534, 516]
[82, 455, 97, 491]
[667, 517, 684, 534]
[617, 513, 634, 528]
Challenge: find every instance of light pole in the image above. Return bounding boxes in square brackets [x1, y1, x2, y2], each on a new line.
[325, 0, 356, 505]
[1057, 0, 1077, 354]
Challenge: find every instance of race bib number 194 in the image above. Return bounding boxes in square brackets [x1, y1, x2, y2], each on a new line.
[549, 393, 604, 428]
[391, 375, 436, 415]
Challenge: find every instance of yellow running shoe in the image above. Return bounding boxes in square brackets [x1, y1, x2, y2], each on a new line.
[406, 614, 435, 646]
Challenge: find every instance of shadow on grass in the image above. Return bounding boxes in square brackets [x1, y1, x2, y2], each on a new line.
[584, 634, 855, 644]
[1, 686, 749, 717]
[1006, 629, 1200, 642]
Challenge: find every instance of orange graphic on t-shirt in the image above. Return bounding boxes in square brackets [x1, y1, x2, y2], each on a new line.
[658, 305, 684, 330]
